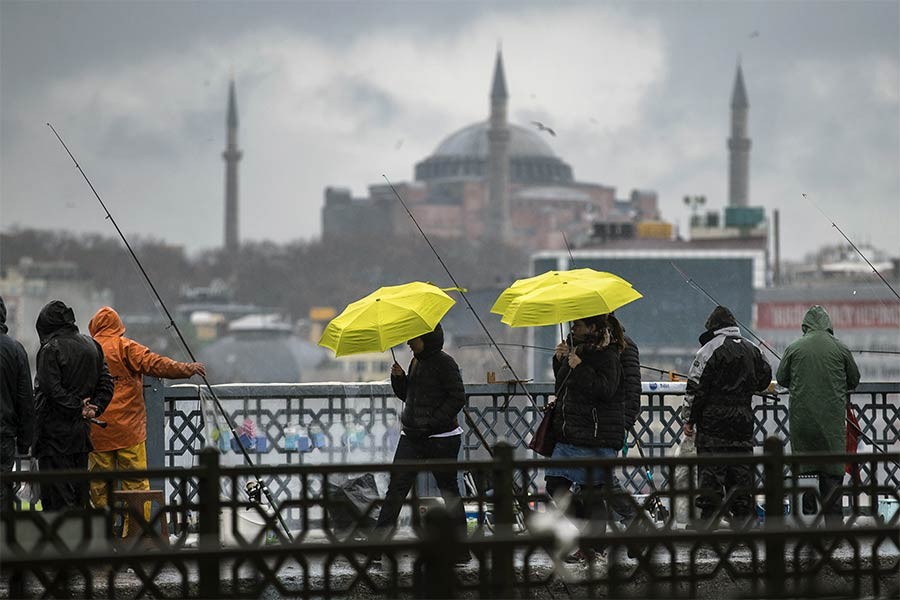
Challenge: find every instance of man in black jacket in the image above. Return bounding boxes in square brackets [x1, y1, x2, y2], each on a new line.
[33, 300, 114, 510]
[0, 296, 34, 511]
[682, 306, 771, 527]
[373, 323, 468, 561]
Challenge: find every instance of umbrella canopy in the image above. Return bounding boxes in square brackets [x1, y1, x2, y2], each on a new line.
[318, 282, 456, 357]
[500, 275, 642, 327]
[491, 269, 631, 315]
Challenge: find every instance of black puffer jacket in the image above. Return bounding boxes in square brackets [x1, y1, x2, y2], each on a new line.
[620, 336, 641, 432]
[0, 297, 34, 453]
[551, 342, 624, 449]
[33, 301, 114, 457]
[391, 324, 465, 438]
[683, 325, 772, 449]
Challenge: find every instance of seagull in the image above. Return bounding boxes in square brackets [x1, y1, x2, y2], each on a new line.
[531, 120, 556, 136]
[749, 30, 760, 38]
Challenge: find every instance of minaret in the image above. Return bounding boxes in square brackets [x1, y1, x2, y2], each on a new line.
[486, 49, 512, 242]
[223, 78, 242, 257]
[727, 62, 751, 207]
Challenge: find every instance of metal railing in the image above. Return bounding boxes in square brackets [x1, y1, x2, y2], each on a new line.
[2, 440, 898, 599]
[156, 382, 900, 511]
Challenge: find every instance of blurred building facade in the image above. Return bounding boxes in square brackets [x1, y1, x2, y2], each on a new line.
[0, 258, 113, 366]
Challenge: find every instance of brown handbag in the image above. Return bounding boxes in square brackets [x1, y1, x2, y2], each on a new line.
[528, 403, 557, 457]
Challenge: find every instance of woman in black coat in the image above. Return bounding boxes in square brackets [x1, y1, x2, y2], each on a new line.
[545, 313, 624, 563]
[372, 323, 469, 563]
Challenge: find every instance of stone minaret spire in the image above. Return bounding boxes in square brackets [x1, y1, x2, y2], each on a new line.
[486, 48, 512, 242]
[223, 77, 242, 256]
[727, 62, 751, 207]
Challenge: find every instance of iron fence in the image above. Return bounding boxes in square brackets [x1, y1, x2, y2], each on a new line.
[158, 382, 899, 510]
[2, 439, 898, 599]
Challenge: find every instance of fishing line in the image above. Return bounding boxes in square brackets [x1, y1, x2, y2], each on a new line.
[801, 193, 900, 303]
[47, 123, 294, 542]
[670, 261, 782, 361]
[383, 175, 536, 408]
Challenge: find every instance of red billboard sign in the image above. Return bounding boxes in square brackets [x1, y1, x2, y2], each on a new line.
[757, 301, 900, 329]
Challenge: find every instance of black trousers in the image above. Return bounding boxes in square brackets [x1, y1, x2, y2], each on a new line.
[0, 437, 16, 512]
[802, 472, 844, 527]
[39, 453, 89, 511]
[696, 446, 754, 519]
[375, 434, 466, 534]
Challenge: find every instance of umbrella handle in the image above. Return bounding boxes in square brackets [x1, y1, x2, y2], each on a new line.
[390, 347, 397, 363]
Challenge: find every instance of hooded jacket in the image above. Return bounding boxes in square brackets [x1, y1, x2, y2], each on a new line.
[33, 301, 113, 457]
[551, 336, 624, 449]
[0, 297, 34, 453]
[776, 305, 860, 476]
[390, 324, 466, 438]
[620, 335, 642, 432]
[682, 314, 772, 449]
[88, 306, 197, 452]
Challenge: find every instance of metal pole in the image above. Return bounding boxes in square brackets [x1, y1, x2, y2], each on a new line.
[197, 447, 221, 599]
[491, 442, 515, 598]
[763, 436, 785, 598]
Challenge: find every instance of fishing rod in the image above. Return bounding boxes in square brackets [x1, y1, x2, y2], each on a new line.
[802, 193, 900, 304]
[383, 175, 536, 409]
[47, 123, 294, 543]
[852, 349, 900, 356]
[670, 261, 782, 361]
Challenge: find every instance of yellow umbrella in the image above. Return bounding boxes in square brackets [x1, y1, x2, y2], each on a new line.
[500, 276, 642, 327]
[318, 282, 456, 357]
[490, 269, 631, 315]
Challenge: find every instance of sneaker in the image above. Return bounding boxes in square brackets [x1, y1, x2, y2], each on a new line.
[564, 548, 595, 564]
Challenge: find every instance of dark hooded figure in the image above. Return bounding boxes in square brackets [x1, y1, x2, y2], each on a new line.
[776, 305, 859, 526]
[33, 300, 113, 510]
[682, 305, 772, 528]
[0, 296, 35, 510]
[372, 323, 468, 563]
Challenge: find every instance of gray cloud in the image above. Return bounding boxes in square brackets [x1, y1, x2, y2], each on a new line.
[1, 1, 897, 260]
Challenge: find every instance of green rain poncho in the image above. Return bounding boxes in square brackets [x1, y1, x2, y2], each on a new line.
[776, 306, 860, 476]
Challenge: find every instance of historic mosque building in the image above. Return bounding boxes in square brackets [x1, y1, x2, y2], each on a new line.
[320, 51, 664, 251]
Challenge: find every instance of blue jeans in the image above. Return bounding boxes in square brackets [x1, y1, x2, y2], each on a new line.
[545, 443, 617, 486]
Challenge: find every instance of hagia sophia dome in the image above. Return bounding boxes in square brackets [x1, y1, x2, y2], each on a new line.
[414, 121, 574, 185]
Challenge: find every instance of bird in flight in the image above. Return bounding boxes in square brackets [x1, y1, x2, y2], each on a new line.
[749, 30, 760, 38]
[531, 121, 556, 136]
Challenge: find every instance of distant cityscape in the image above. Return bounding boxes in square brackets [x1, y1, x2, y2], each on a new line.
[1, 52, 897, 384]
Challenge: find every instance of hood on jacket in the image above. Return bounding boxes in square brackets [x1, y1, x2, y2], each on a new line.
[705, 305, 737, 331]
[699, 305, 738, 345]
[415, 323, 444, 358]
[89, 306, 126, 338]
[0, 295, 7, 334]
[36, 300, 78, 344]
[801, 305, 834, 335]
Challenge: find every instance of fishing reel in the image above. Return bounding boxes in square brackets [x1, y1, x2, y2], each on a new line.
[245, 480, 262, 504]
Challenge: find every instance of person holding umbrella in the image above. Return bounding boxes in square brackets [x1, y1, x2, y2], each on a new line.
[373, 322, 469, 563]
[317, 283, 468, 564]
[546, 314, 624, 566]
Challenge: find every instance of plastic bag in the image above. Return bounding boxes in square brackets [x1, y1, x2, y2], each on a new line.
[326, 473, 380, 533]
[14, 457, 41, 510]
[672, 434, 696, 524]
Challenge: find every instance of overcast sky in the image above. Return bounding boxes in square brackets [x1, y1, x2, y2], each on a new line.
[2, 0, 898, 260]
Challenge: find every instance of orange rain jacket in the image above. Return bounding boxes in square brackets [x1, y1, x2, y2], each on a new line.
[88, 307, 195, 452]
